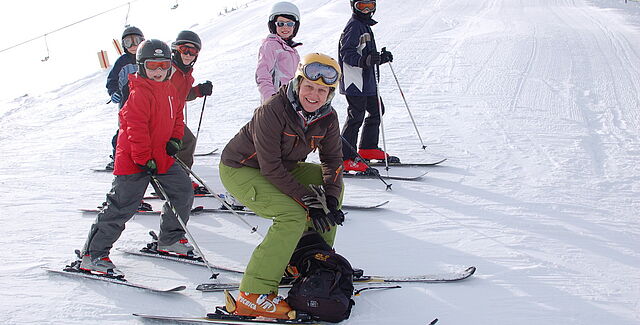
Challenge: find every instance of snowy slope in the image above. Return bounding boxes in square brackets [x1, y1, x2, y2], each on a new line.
[1, 0, 639, 324]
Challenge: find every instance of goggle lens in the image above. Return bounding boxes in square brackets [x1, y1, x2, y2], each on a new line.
[275, 21, 296, 27]
[123, 35, 144, 48]
[303, 62, 339, 86]
[144, 59, 172, 71]
[176, 44, 199, 56]
[354, 0, 376, 13]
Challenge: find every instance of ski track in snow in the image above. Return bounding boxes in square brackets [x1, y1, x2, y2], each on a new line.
[1, 0, 639, 324]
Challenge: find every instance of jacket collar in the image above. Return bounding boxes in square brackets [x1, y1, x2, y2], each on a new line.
[352, 13, 378, 26]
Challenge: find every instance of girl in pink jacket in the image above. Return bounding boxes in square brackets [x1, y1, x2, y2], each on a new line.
[255, 2, 302, 103]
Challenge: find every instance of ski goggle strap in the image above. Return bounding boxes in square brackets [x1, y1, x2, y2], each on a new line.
[303, 62, 339, 86]
[144, 59, 172, 71]
[354, 0, 376, 14]
[174, 44, 199, 56]
[123, 35, 144, 48]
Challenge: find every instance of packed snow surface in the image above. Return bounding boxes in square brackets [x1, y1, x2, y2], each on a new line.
[1, 0, 639, 324]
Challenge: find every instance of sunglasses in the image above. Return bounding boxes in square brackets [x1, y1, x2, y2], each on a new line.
[175, 44, 199, 56]
[354, 0, 376, 13]
[275, 21, 296, 28]
[123, 35, 144, 48]
[303, 62, 339, 86]
[144, 59, 172, 71]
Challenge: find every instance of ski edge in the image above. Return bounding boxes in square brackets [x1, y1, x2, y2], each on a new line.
[343, 171, 428, 180]
[43, 267, 186, 293]
[369, 158, 447, 167]
[133, 313, 321, 324]
[194, 149, 219, 156]
[116, 248, 245, 274]
[196, 266, 476, 292]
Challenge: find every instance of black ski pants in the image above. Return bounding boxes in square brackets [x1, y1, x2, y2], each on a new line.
[341, 94, 385, 160]
[82, 163, 194, 259]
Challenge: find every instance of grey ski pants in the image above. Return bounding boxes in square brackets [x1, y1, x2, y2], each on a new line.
[82, 163, 194, 259]
[176, 126, 196, 168]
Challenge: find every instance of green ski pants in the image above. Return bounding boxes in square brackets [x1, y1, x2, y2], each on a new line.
[219, 162, 343, 294]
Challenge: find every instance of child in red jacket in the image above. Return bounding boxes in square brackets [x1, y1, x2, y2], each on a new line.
[78, 39, 195, 277]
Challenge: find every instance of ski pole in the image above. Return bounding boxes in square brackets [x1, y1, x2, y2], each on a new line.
[195, 95, 207, 141]
[149, 175, 219, 279]
[388, 62, 427, 150]
[373, 62, 391, 173]
[341, 136, 392, 191]
[172, 156, 264, 237]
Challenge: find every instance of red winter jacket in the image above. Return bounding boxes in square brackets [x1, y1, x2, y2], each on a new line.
[170, 64, 202, 103]
[114, 74, 185, 175]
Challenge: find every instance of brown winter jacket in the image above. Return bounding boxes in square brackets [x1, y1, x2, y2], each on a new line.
[221, 83, 344, 204]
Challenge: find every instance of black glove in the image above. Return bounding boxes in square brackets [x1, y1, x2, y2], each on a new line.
[138, 159, 157, 175]
[360, 51, 381, 68]
[325, 196, 345, 225]
[198, 81, 213, 96]
[166, 137, 183, 156]
[380, 47, 393, 64]
[301, 185, 342, 233]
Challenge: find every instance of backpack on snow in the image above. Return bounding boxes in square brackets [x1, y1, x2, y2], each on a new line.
[286, 231, 355, 323]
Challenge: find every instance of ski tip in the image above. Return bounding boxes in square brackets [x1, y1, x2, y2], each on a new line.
[465, 266, 477, 275]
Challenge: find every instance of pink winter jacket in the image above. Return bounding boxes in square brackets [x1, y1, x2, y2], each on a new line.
[255, 34, 300, 103]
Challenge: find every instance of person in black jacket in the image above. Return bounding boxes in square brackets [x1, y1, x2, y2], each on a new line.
[338, 0, 396, 173]
[104, 26, 145, 170]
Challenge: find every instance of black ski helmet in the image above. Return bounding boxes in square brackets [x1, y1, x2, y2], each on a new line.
[173, 30, 202, 50]
[121, 26, 144, 54]
[268, 1, 300, 39]
[136, 39, 172, 81]
[350, 0, 376, 18]
[171, 30, 201, 70]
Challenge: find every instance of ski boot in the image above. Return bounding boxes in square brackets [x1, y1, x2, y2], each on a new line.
[142, 231, 201, 261]
[343, 158, 379, 176]
[76, 250, 124, 278]
[218, 192, 246, 211]
[105, 155, 115, 171]
[358, 148, 400, 164]
[157, 238, 195, 257]
[138, 201, 153, 211]
[224, 290, 296, 320]
[192, 181, 210, 195]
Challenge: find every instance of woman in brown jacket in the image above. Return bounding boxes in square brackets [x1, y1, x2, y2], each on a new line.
[219, 53, 345, 320]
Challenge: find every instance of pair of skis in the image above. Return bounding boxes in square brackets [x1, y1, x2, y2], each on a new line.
[46, 245, 476, 294]
[46, 246, 469, 324]
[79, 201, 390, 216]
[115, 245, 476, 290]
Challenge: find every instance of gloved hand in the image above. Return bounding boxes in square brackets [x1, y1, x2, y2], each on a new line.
[380, 47, 393, 64]
[198, 81, 213, 96]
[110, 92, 122, 104]
[307, 207, 334, 233]
[138, 159, 157, 175]
[325, 196, 345, 225]
[166, 137, 183, 156]
[301, 185, 342, 233]
[360, 51, 381, 68]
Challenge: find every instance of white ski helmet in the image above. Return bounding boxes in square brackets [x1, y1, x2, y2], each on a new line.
[269, 1, 300, 21]
[268, 1, 300, 39]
